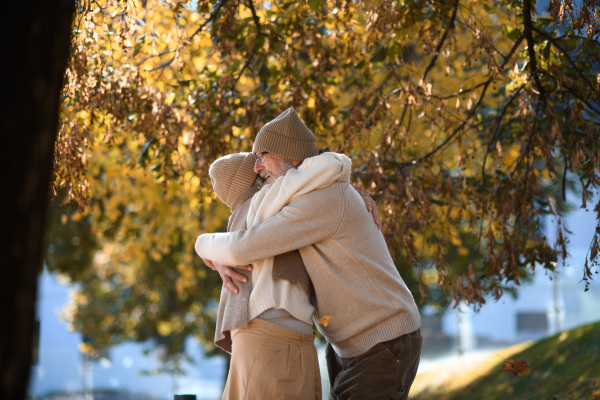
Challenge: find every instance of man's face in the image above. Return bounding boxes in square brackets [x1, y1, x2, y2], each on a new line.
[254, 152, 294, 184]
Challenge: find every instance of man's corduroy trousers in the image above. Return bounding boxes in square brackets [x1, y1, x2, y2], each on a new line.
[325, 329, 422, 400]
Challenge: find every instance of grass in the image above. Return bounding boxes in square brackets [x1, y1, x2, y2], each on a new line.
[412, 321, 600, 400]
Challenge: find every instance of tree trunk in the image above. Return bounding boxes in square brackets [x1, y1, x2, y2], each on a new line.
[0, 1, 75, 399]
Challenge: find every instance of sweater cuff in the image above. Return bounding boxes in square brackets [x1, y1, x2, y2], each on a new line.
[195, 232, 243, 266]
[195, 235, 210, 260]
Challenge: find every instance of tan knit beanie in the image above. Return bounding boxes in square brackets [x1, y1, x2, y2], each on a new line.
[252, 108, 319, 161]
[209, 153, 259, 210]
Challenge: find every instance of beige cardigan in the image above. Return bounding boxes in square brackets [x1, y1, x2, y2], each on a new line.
[196, 180, 421, 358]
[245, 152, 352, 324]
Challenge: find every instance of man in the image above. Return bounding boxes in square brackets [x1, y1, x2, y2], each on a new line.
[196, 108, 421, 399]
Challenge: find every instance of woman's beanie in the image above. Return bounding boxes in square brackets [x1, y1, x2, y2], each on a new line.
[252, 108, 319, 161]
[209, 153, 258, 210]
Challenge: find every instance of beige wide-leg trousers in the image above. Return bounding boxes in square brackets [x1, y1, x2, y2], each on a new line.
[223, 318, 321, 400]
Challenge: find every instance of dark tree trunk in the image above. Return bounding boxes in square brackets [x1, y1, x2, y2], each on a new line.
[0, 1, 75, 399]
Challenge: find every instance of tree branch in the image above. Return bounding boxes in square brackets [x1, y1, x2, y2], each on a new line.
[431, 24, 526, 101]
[431, 81, 489, 100]
[397, 80, 492, 167]
[138, 48, 176, 66]
[565, 83, 600, 115]
[392, 35, 525, 167]
[421, 0, 459, 84]
[189, 0, 229, 42]
[562, 153, 568, 202]
[367, 0, 459, 120]
[533, 26, 596, 92]
[511, 97, 546, 176]
[230, 0, 263, 91]
[370, 1, 460, 124]
[481, 85, 525, 188]
[247, 0, 261, 32]
[147, 0, 229, 71]
[523, 0, 545, 94]
[148, 55, 175, 72]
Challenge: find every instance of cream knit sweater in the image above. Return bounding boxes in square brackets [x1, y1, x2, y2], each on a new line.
[245, 152, 352, 325]
[195, 156, 421, 358]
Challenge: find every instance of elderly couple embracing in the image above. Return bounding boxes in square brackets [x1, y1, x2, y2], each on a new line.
[194, 108, 422, 400]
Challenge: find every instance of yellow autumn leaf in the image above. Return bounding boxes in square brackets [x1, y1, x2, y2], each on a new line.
[149, 249, 162, 262]
[78, 342, 98, 357]
[450, 236, 462, 246]
[317, 315, 332, 327]
[157, 321, 173, 336]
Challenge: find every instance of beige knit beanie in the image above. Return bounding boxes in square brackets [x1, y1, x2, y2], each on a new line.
[252, 108, 319, 161]
[209, 153, 259, 210]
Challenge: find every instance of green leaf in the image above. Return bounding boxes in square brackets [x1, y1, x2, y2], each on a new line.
[536, 18, 554, 26]
[281, 1, 295, 10]
[257, 63, 271, 81]
[483, 4, 496, 14]
[307, 0, 326, 12]
[502, 25, 522, 41]
[271, 39, 283, 54]
[176, 79, 192, 87]
[370, 45, 388, 63]
[351, 60, 365, 71]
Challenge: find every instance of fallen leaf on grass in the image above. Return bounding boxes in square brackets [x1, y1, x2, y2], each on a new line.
[317, 315, 332, 327]
[502, 359, 530, 376]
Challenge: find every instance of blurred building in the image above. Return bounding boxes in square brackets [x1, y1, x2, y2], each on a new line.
[425, 191, 600, 358]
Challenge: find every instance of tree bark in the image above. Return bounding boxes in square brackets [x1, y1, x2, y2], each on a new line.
[0, 1, 75, 399]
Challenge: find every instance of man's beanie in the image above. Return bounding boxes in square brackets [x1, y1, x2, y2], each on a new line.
[252, 108, 319, 161]
[209, 153, 258, 210]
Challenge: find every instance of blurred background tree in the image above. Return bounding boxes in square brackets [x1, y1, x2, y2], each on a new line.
[48, 0, 600, 365]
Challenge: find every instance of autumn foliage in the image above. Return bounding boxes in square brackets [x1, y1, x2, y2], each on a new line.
[48, 0, 600, 357]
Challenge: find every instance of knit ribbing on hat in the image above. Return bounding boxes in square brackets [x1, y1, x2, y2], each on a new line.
[209, 153, 258, 209]
[252, 108, 319, 161]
